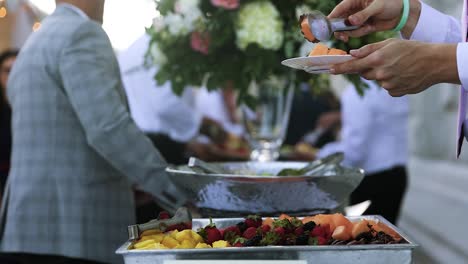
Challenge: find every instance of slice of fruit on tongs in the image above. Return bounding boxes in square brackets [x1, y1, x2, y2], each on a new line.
[127, 207, 192, 241]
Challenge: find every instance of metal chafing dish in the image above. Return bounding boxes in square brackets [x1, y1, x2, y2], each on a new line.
[166, 159, 364, 217]
[116, 216, 417, 264]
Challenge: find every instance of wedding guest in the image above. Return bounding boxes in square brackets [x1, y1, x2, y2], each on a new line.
[0, 50, 18, 198]
[0, 1, 184, 263]
[119, 35, 228, 163]
[318, 80, 408, 224]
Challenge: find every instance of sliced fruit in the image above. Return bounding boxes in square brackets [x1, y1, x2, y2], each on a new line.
[263, 217, 274, 227]
[212, 240, 231, 248]
[140, 229, 162, 236]
[175, 229, 193, 242]
[308, 44, 329, 56]
[300, 15, 316, 42]
[327, 48, 347, 55]
[332, 225, 352, 241]
[162, 236, 180, 248]
[195, 242, 212, 249]
[368, 220, 401, 240]
[351, 220, 372, 239]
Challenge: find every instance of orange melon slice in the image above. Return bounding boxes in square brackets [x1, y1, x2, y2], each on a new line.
[300, 15, 316, 42]
[308, 44, 329, 56]
[328, 48, 348, 55]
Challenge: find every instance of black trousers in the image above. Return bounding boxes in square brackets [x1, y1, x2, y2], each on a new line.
[0, 253, 108, 264]
[350, 166, 408, 225]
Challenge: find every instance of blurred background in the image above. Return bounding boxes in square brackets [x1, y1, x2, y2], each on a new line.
[1, 0, 467, 263]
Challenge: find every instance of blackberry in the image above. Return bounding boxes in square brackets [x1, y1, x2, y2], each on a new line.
[355, 231, 374, 242]
[236, 222, 248, 233]
[295, 234, 309, 245]
[303, 221, 316, 231]
[243, 235, 262, 247]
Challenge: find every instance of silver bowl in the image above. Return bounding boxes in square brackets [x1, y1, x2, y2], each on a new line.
[166, 162, 364, 217]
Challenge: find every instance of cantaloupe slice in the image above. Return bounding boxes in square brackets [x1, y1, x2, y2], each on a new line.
[351, 220, 372, 239]
[368, 220, 401, 240]
[332, 225, 352, 241]
[330, 213, 353, 233]
[308, 44, 329, 56]
[300, 15, 316, 42]
[278, 214, 292, 220]
[263, 217, 274, 227]
[310, 214, 336, 231]
[327, 48, 348, 55]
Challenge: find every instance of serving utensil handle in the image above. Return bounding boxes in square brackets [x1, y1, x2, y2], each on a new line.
[330, 19, 360, 32]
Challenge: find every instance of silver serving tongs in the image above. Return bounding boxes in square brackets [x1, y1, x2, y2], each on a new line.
[188, 157, 227, 174]
[304, 10, 359, 42]
[277, 152, 344, 176]
[127, 207, 192, 241]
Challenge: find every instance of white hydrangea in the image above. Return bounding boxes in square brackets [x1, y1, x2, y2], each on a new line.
[235, 1, 284, 51]
[161, 1, 202, 36]
[150, 42, 167, 66]
[175, 0, 200, 15]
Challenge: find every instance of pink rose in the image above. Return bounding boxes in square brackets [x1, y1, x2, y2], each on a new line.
[210, 0, 240, 10]
[190, 31, 211, 55]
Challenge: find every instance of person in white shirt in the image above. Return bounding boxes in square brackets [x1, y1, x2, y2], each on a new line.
[327, 0, 468, 144]
[119, 35, 227, 164]
[318, 80, 408, 224]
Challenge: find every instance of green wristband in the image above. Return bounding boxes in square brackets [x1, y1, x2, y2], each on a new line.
[392, 0, 410, 32]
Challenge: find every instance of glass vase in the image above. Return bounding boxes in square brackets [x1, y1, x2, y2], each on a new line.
[241, 77, 294, 162]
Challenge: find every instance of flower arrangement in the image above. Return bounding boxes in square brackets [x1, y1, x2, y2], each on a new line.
[146, 0, 393, 101]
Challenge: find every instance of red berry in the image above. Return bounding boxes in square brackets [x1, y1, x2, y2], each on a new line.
[321, 224, 332, 239]
[310, 225, 326, 238]
[233, 242, 244, 247]
[224, 226, 241, 236]
[158, 211, 170, 219]
[294, 227, 304, 236]
[261, 225, 271, 234]
[274, 227, 286, 237]
[205, 227, 223, 245]
[317, 236, 328, 245]
[242, 227, 258, 239]
[245, 218, 262, 228]
[219, 228, 225, 238]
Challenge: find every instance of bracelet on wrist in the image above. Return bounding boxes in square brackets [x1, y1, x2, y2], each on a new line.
[392, 0, 410, 32]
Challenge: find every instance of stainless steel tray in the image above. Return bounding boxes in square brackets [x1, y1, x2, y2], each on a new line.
[116, 216, 417, 264]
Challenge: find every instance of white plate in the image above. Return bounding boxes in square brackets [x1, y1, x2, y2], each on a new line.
[281, 55, 353, 74]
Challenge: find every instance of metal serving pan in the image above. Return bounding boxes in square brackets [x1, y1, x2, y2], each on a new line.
[166, 162, 364, 217]
[116, 216, 417, 264]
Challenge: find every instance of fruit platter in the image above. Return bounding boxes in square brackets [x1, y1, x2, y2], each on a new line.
[166, 160, 364, 217]
[116, 210, 416, 264]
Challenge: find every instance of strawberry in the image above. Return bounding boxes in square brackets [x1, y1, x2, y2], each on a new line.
[260, 225, 271, 234]
[242, 227, 257, 239]
[157, 211, 170, 219]
[310, 225, 326, 238]
[317, 236, 328, 245]
[198, 219, 222, 245]
[294, 226, 304, 236]
[245, 215, 262, 228]
[205, 227, 222, 244]
[321, 223, 332, 240]
[233, 242, 244, 247]
[224, 226, 241, 236]
[260, 231, 281, 246]
[274, 227, 286, 237]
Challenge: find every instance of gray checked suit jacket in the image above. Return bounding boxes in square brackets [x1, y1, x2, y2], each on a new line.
[0, 6, 183, 264]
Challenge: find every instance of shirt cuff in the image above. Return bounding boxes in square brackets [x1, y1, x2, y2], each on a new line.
[409, 2, 451, 42]
[457, 43, 468, 92]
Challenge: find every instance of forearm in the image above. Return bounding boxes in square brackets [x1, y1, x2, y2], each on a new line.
[429, 44, 460, 85]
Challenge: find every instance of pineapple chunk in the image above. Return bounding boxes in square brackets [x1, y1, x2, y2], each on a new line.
[133, 239, 155, 249]
[152, 243, 169, 250]
[169, 230, 179, 239]
[195, 242, 212, 249]
[151, 234, 165, 243]
[179, 240, 196, 249]
[191, 231, 205, 244]
[140, 229, 162, 236]
[175, 229, 193, 242]
[212, 240, 230, 248]
[162, 236, 179, 248]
